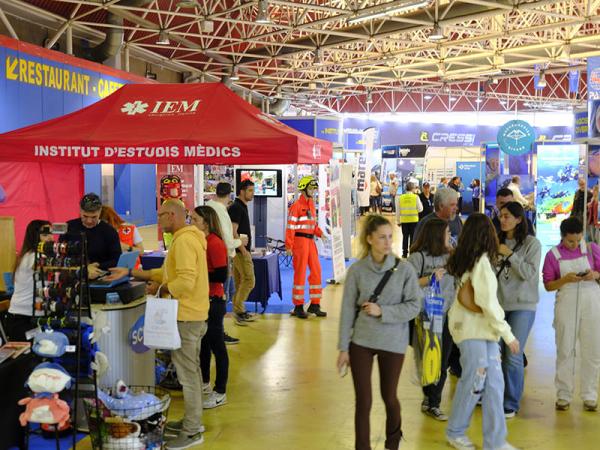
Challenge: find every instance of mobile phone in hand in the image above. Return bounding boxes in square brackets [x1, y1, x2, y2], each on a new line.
[339, 363, 348, 378]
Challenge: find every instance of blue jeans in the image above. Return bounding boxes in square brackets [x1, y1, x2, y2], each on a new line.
[501, 310, 535, 412]
[447, 340, 507, 450]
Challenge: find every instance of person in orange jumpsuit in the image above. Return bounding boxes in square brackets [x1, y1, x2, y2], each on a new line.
[286, 175, 328, 319]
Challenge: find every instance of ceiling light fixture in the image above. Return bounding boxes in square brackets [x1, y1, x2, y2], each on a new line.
[560, 43, 571, 61]
[366, 91, 373, 104]
[314, 47, 323, 66]
[449, 97, 457, 102]
[200, 20, 215, 33]
[424, 94, 432, 100]
[347, 0, 431, 25]
[156, 29, 170, 45]
[429, 23, 446, 41]
[229, 65, 239, 81]
[177, 0, 197, 7]
[537, 70, 547, 88]
[308, 82, 317, 90]
[437, 61, 446, 77]
[345, 75, 356, 86]
[493, 51, 505, 66]
[475, 97, 483, 103]
[256, 0, 272, 24]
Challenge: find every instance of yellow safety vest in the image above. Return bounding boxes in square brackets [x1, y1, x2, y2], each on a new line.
[398, 193, 419, 223]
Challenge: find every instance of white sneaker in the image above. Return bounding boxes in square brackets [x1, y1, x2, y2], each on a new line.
[203, 392, 227, 409]
[447, 435, 475, 450]
[202, 382, 212, 394]
[495, 444, 520, 450]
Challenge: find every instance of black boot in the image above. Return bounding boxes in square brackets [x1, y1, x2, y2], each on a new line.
[307, 303, 327, 317]
[291, 305, 308, 319]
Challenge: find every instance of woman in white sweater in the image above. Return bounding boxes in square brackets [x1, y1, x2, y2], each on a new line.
[445, 214, 520, 450]
[6, 220, 52, 340]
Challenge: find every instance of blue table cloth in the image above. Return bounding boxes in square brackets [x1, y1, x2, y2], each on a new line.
[140, 251, 282, 311]
[247, 252, 282, 312]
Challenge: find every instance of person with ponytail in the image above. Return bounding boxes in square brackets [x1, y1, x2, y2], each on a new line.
[337, 214, 421, 450]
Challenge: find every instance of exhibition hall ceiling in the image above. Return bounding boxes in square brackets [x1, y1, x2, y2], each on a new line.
[3, 0, 600, 113]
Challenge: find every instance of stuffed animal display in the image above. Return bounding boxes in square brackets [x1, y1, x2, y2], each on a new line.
[18, 394, 70, 427]
[26, 362, 72, 394]
[97, 380, 166, 421]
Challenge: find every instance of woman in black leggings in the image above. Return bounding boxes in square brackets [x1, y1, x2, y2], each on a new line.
[191, 206, 229, 409]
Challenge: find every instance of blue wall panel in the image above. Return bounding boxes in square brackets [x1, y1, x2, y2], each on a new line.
[84, 164, 102, 196]
[114, 164, 156, 226]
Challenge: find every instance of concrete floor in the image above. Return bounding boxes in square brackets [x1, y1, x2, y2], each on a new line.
[81, 222, 599, 449]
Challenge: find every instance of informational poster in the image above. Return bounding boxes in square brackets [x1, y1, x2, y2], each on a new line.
[156, 164, 196, 245]
[356, 128, 377, 209]
[536, 145, 581, 248]
[328, 160, 346, 282]
[484, 144, 501, 209]
[456, 161, 483, 214]
[203, 164, 234, 204]
[318, 164, 332, 258]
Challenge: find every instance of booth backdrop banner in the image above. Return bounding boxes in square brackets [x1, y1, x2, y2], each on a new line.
[536, 144, 581, 247]
[343, 118, 571, 149]
[589, 146, 600, 179]
[0, 83, 333, 165]
[456, 162, 483, 214]
[0, 162, 82, 249]
[588, 100, 600, 139]
[587, 56, 600, 100]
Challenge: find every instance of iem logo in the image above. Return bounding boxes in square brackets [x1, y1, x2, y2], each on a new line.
[121, 99, 202, 116]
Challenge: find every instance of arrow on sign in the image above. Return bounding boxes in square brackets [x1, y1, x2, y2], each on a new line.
[5, 56, 18, 80]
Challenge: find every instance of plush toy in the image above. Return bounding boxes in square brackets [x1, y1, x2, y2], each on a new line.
[32, 330, 69, 358]
[18, 394, 70, 427]
[97, 380, 166, 421]
[26, 362, 72, 394]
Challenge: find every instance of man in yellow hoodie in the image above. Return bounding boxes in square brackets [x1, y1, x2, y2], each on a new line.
[152, 199, 209, 449]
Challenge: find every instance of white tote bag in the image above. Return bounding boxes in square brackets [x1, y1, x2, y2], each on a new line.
[143, 294, 181, 350]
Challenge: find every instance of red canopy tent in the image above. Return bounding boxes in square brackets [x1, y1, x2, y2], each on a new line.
[0, 83, 332, 245]
[0, 83, 332, 165]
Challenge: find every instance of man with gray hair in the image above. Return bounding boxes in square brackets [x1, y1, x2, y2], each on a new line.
[397, 181, 423, 258]
[413, 187, 463, 246]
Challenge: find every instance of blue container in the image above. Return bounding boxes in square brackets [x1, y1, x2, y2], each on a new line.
[105, 292, 120, 305]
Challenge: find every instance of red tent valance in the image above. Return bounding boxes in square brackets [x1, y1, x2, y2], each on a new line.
[0, 83, 332, 165]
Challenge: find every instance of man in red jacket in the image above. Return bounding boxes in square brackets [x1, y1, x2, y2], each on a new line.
[286, 175, 327, 319]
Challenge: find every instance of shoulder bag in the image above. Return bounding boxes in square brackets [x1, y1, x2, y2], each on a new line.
[457, 278, 483, 314]
[356, 258, 400, 319]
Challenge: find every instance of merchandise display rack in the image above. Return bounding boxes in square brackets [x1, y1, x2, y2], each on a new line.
[28, 232, 102, 450]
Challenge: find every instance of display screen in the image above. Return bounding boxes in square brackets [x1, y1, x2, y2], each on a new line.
[235, 169, 283, 197]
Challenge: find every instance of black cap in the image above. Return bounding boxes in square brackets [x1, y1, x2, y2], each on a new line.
[216, 182, 232, 197]
[80, 193, 102, 212]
